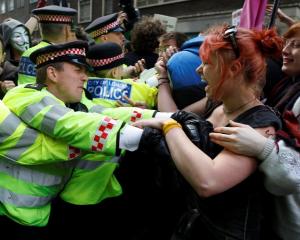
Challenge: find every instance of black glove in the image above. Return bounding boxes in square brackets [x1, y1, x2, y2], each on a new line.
[183, 118, 214, 153]
[138, 127, 170, 159]
[171, 111, 214, 153]
[171, 110, 201, 125]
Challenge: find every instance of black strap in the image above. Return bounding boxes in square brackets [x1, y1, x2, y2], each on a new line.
[24, 83, 47, 91]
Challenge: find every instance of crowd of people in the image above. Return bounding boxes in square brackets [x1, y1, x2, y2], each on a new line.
[0, 0, 299, 240]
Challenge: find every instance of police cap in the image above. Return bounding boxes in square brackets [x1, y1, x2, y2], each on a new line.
[30, 41, 89, 69]
[32, 5, 77, 24]
[85, 13, 123, 39]
[86, 42, 125, 71]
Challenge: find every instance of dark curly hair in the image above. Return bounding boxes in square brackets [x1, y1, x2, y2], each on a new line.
[130, 16, 166, 53]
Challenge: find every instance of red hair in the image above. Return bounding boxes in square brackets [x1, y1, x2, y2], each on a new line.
[283, 21, 300, 39]
[200, 25, 283, 100]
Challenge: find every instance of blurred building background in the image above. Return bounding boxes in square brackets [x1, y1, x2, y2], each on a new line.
[0, 0, 299, 37]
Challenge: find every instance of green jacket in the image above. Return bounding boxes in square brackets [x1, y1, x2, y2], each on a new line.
[0, 100, 76, 226]
[4, 85, 156, 206]
[62, 96, 156, 205]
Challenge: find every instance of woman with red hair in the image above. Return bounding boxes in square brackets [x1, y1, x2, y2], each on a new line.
[134, 25, 283, 239]
[209, 22, 300, 240]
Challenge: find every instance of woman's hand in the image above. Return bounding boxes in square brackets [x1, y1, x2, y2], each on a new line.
[0, 80, 16, 93]
[209, 120, 268, 157]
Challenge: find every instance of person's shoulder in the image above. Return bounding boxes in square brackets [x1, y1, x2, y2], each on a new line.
[3, 60, 17, 71]
[1, 61, 18, 81]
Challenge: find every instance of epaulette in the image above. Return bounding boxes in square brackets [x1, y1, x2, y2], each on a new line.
[24, 83, 46, 91]
[66, 102, 89, 113]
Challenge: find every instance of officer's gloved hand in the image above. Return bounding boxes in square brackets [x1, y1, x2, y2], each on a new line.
[184, 118, 214, 153]
[171, 110, 214, 152]
[171, 110, 200, 124]
[138, 127, 170, 159]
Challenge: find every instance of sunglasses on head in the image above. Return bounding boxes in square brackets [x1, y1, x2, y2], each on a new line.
[223, 26, 240, 58]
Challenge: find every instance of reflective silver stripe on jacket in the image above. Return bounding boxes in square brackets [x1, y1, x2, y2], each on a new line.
[75, 156, 120, 171]
[0, 159, 63, 186]
[0, 186, 53, 207]
[4, 127, 39, 161]
[89, 105, 106, 114]
[0, 113, 39, 161]
[20, 96, 59, 123]
[40, 105, 71, 135]
[0, 113, 21, 143]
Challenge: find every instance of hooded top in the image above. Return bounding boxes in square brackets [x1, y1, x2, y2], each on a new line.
[0, 18, 31, 65]
[166, 35, 206, 109]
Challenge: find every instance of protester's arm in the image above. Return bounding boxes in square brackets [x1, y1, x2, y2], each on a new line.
[259, 139, 300, 196]
[25, 17, 39, 35]
[25, 0, 47, 34]
[133, 117, 258, 197]
[210, 120, 300, 196]
[209, 120, 268, 157]
[183, 97, 208, 115]
[155, 58, 178, 112]
[266, 4, 295, 27]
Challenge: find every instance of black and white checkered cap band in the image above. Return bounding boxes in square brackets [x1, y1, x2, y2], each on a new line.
[36, 48, 86, 66]
[87, 52, 124, 67]
[38, 14, 73, 23]
[90, 20, 120, 38]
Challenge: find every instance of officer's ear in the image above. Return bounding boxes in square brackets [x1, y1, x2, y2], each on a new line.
[100, 35, 108, 41]
[46, 65, 59, 84]
[65, 25, 77, 42]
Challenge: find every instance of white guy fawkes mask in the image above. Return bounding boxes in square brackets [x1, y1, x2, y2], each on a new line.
[10, 26, 30, 53]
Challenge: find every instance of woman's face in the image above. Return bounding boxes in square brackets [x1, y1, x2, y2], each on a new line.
[196, 52, 222, 99]
[282, 31, 300, 77]
[10, 26, 30, 53]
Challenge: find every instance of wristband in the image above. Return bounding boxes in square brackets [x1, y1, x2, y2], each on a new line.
[162, 119, 182, 135]
[158, 77, 169, 81]
[157, 80, 170, 87]
[157, 77, 170, 87]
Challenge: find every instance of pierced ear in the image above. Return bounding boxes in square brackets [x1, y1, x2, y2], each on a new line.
[100, 35, 107, 41]
[230, 60, 242, 75]
[111, 67, 118, 78]
[46, 66, 58, 83]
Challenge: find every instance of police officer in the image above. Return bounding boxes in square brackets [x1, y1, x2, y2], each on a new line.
[85, 42, 157, 109]
[85, 13, 126, 52]
[18, 5, 77, 85]
[84, 13, 145, 78]
[3, 40, 171, 238]
[0, 99, 81, 240]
